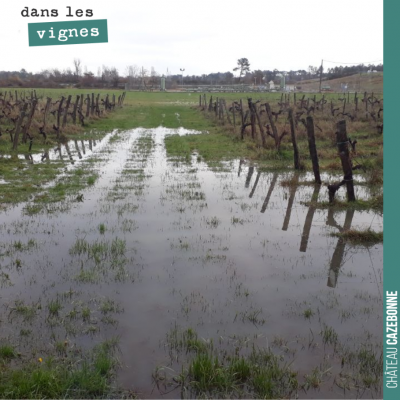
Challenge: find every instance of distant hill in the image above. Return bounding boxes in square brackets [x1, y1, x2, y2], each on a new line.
[297, 72, 383, 93]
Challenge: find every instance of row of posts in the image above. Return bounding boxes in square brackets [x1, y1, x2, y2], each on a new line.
[198, 93, 355, 203]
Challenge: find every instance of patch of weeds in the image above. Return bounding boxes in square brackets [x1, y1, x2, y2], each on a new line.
[0, 345, 16, 360]
[303, 366, 330, 390]
[305, 194, 383, 212]
[332, 229, 383, 245]
[48, 299, 62, 317]
[340, 345, 383, 390]
[100, 298, 122, 314]
[98, 223, 106, 234]
[204, 216, 220, 228]
[235, 309, 266, 326]
[87, 175, 98, 186]
[0, 339, 127, 399]
[70, 237, 126, 267]
[303, 308, 314, 319]
[82, 307, 91, 321]
[10, 300, 39, 320]
[231, 216, 244, 225]
[162, 327, 298, 399]
[166, 327, 208, 354]
[75, 268, 99, 283]
[321, 324, 338, 346]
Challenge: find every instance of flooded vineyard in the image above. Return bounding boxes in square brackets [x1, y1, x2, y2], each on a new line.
[0, 128, 383, 398]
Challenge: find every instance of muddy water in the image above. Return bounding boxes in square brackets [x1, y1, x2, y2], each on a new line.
[0, 127, 383, 398]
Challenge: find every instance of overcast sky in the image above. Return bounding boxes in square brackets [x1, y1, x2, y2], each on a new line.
[1, 0, 383, 76]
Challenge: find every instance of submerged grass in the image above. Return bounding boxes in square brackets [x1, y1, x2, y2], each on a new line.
[163, 327, 298, 398]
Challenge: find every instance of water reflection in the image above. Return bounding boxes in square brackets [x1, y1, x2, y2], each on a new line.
[282, 175, 299, 231]
[238, 166, 380, 283]
[249, 171, 261, 198]
[327, 208, 355, 288]
[261, 172, 278, 213]
[4, 136, 108, 165]
[299, 185, 321, 252]
[244, 165, 254, 188]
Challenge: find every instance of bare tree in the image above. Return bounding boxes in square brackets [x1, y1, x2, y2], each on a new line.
[126, 65, 139, 87]
[109, 67, 119, 88]
[73, 58, 82, 77]
[150, 67, 159, 85]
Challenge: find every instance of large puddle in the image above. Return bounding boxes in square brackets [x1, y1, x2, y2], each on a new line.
[0, 127, 383, 398]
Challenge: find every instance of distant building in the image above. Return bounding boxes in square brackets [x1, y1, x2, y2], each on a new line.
[285, 84, 295, 92]
[268, 80, 276, 90]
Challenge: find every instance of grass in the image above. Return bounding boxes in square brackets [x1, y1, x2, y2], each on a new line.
[162, 327, 298, 398]
[0, 341, 127, 399]
[1, 90, 383, 209]
[98, 223, 106, 234]
[0, 345, 16, 360]
[305, 193, 383, 212]
[0, 88, 383, 398]
[332, 228, 383, 244]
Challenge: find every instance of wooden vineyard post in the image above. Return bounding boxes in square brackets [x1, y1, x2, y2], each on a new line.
[79, 94, 84, 112]
[91, 93, 95, 115]
[232, 102, 236, 134]
[249, 99, 256, 140]
[85, 95, 90, 117]
[22, 99, 37, 143]
[56, 96, 65, 138]
[220, 99, 224, 124]
[328, 120, 356, 202]
[12, 103, 29, 150]
[62, 95, 72, 128]
[305, 116, 321, 184]
[239, 99, 244, 127]
[223, 100, 232, 125]
[96, 94, 100, 115]
[72, 95, 80, 124]
[96, 94, 99, 116]
[42, 97, 52, 131]
[250, 100, 266, 148]
[264, 103, 279, 149]
[288, 108, 300, 170]
[105, 94, 110, 111]
[199, 95, 201, 107]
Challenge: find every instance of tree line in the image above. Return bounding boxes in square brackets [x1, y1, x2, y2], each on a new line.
[0, 59, 383, 89]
